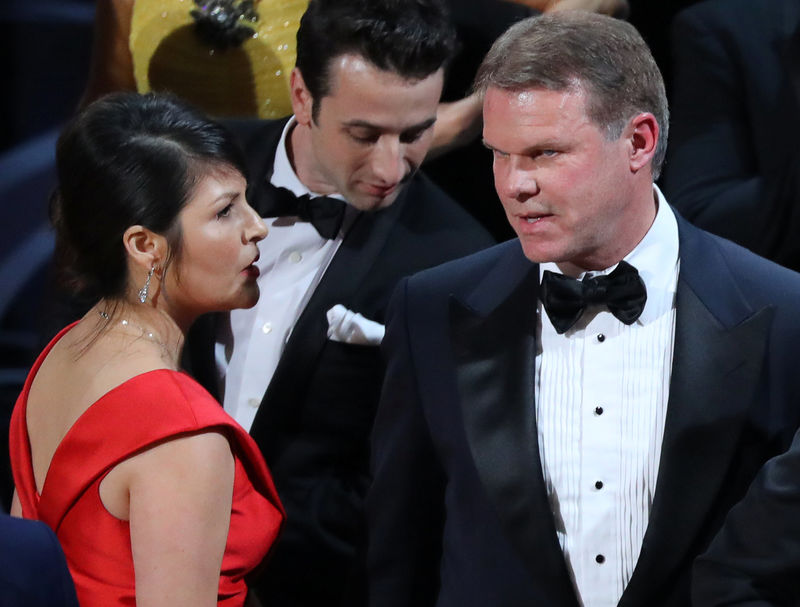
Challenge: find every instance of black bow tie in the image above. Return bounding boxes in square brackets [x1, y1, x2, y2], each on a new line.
[539, 260, 647, 334]
[265, 185, 347, 239]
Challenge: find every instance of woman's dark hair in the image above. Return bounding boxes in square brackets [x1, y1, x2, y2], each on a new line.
[51, 92, 248, 300]
[295, 0, 457, 122]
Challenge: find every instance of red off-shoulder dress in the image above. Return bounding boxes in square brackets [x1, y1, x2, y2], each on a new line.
[9, 324, 285, 606]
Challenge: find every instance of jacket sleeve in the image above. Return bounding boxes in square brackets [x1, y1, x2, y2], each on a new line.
[366, 278, 445, 607]
[692, 426, 800, 606]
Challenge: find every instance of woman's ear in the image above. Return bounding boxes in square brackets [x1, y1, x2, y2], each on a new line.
[122, 225, 166, 272]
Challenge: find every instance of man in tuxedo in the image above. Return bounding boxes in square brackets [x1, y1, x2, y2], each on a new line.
[367, 11, 800, 607]
[0, 513, 78, 607]
[185, 1, 493, 605]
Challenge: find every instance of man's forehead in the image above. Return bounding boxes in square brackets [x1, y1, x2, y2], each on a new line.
[485, 82, 588, 108]
[315, 56, 443, 130]
[327, 54, 378, 85]
[325, 53, 444, 95]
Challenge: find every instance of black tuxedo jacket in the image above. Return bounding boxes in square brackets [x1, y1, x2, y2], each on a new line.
[185, 118, 494, 605]
[367, 213, 800, 606]
[693, 421, 800, 605]
[662, 0, 800, 257]
[0, 513, 78, 606]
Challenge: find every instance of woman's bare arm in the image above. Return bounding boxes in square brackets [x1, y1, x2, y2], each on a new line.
[115, 431, 235, 607]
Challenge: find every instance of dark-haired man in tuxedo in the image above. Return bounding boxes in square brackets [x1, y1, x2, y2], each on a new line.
[367, 11, 800, 607]
[185, 1, 493, 605]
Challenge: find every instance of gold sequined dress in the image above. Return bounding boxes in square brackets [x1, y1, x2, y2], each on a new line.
[130, 0, 308, 118]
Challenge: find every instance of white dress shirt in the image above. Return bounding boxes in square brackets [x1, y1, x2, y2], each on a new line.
[215, 117, 354, 431]
[535, 186, 680, 606]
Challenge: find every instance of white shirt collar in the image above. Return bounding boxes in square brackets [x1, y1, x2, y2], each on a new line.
[539, 184, 680, 325]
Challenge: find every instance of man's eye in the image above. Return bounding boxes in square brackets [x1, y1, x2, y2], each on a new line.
[400, 129, 426, 144]
[351, 132, 379, 144]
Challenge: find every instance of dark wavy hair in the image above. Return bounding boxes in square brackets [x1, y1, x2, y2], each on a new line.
[295, 0, 457, 122]
[51, 92, 248, 301]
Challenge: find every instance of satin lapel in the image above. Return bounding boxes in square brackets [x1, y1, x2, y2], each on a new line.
[621, 220, 774, 605]
[248, 197, 405, 447]
[450, 245, 577, 592]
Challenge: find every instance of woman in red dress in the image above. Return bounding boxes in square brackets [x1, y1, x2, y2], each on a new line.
[9, 92, 284, 606]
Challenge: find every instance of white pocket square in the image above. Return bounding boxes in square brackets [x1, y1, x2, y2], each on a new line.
[326, 304, 385, 345]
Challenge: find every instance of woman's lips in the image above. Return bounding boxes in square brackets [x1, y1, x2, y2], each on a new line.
[242, 253, 260, 278]
[242, 265, 260, 278]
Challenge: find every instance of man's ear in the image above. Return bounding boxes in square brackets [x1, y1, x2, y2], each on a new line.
[627, 112, 658, 173]
[122, 225, 165, 273]
[290, 68, 314, 127]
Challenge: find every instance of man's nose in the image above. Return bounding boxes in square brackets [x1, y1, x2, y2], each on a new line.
[370, 137, 406, 185]
[500, 160, 540, 201]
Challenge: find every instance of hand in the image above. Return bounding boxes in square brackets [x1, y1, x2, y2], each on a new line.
[80, 0, 137, 108]
[427, 94, 484, 161]
[505, 0, 630, 18]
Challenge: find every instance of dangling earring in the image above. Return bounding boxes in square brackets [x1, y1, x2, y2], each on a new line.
[138, 265, 155, 303]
